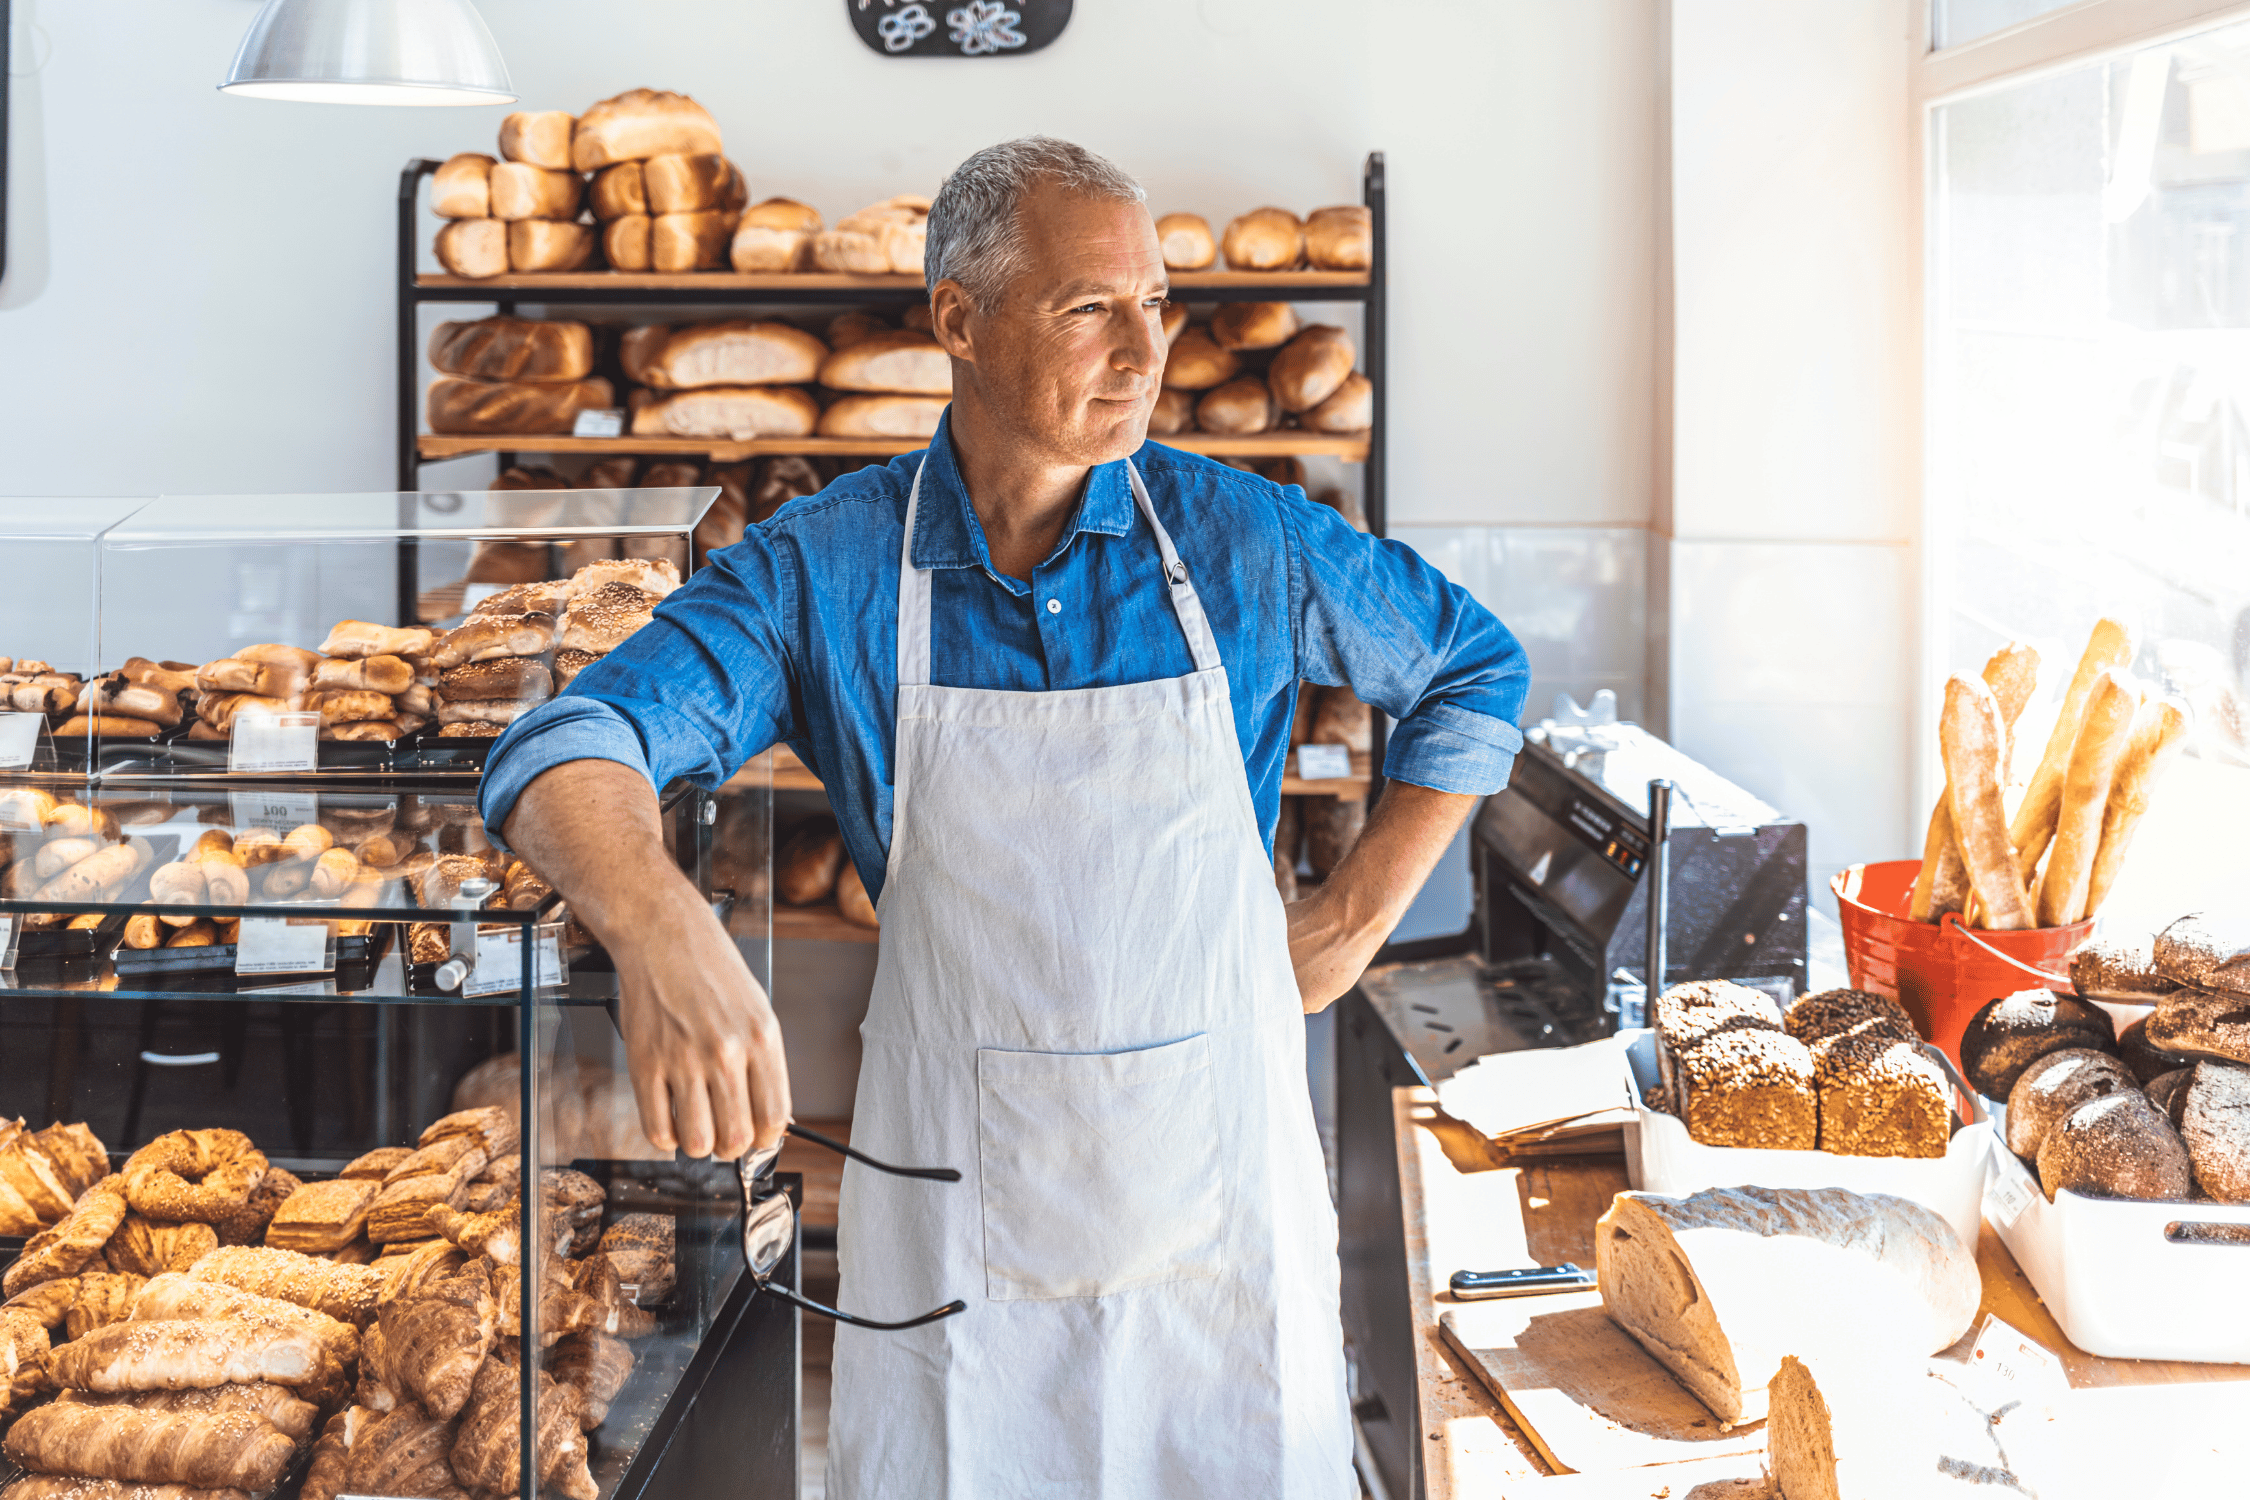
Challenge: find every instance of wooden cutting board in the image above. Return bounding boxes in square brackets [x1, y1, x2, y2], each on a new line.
[1438, 1292, 1766, 1478]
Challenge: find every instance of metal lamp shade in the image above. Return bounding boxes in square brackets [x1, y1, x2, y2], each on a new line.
[222, 0, 516, 105]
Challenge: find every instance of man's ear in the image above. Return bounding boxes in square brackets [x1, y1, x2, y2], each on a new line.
[929, 279, 977, 362]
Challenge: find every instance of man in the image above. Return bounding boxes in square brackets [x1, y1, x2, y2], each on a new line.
[483, 137, 1528, 1498]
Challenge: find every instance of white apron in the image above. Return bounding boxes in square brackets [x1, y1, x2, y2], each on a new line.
[826, 457, 1354, 1500]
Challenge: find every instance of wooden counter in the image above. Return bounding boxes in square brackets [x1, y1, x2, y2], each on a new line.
[1389, 1084, 2250, 1499]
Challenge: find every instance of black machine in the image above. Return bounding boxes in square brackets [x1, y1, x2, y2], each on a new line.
[1470, 709, 1808, 1034]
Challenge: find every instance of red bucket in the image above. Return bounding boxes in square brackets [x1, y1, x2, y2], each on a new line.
[1831, 859, 2094, 1067]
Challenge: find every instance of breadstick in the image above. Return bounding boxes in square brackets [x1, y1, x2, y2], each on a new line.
[2009, 617, 2132, 882]
[2032, 669, 2140, 928]
[1910, 642, 2041, 920]
[2083, 696, 2190, 918]
[1940, 674, 2034, 930]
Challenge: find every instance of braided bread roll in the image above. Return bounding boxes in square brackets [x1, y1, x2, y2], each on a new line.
[47, 1316, 324, 1392]
[2, 1399, 296, 1490]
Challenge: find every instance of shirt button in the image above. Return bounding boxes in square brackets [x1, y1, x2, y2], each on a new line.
[1046, 599, 1062, 614]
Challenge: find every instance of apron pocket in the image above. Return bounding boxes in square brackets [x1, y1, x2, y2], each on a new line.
[976, 1033, 1225, 1301]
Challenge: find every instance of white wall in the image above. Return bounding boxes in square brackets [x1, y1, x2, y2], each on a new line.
[0, 0, 1659, 533]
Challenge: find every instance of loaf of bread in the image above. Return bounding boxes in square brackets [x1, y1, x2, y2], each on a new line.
[1268, 326, 1356, 412]
[1160, 327, 1239, 391]
[1195, 376, 1274, 435]
[434, 218, 509, 279]
[488, 161, 583, 222]
[814, 196, 929, 275]
[1149, 387, 1195, 436]
[498, 110, 576, 170]
[1221, 207, 1304, 271]
[816, 394, 945, 440]
[431, 153, 494, 219]
[631, 385, 818, 440]
[2153, 912, 2250, 998]
[776, 822, 845, 906]
[438, 657, 554, 703]
[1959, 989, 2115, 1098]
[1781, 987, 1917, 1049]
[1654, 978, 1785, 1052]
[642, 153, 743, 214]
[2004, 1047, 2135, 1161]
[726, 196, 822, 271]
[652, 209, 736, 273]
[509, 219, 595, 274]
[428, 317, 593, 383]
[1675, 1029, 1818, 1150]
[1304, 205, 1373, 271]
[1813, 1032, 1949, 1158]
[572, 88, 722, 172]
[1302, 371, 1372, 432]
[2037, 1089, 2191, 1201]
[1764, 1354, 2049, 1500]
[428, 612, 557, 671]
[426, 377, 613, 435]
[557, 584, 658, 655]
[1210, 301, 1300, 351]
[603, 214, 652, 272]
[818, 330, 951, 395]
[1595, 1185, 1979, 1428]
[2072, 932, 2177, 1003]
[1155, 212, 1216, 270]
[623, 320, 826, 389]
[2146, 984, 2250, 1067]
[590, 160, 647, 220]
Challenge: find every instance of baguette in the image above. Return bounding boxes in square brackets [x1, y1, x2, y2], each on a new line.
[1909, 641, 2038, 921]
[1939, 675, 2033, 930]
[2033, 669, 2141, 927]
[2009, 617, 2133, 883]
[2084, 697, 2190, 917]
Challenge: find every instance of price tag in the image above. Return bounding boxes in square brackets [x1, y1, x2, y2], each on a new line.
[230, 712, 320, 774]
[1296, 743, 1352, 781]
[1984, 1145, 2040, 1229]
[235, 917, 332, 976]
[1963, 1314, 2068, 1406]
[0, 711, 42, 769]
[464, 926, 563, 997]
[572, 408, 626, 439]
[229, 790, 320, 835]
[242, 977, 336, 996]
[0, 913, 17, 971]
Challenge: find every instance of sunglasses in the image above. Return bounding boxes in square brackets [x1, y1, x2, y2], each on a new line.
[737, 1123, 968, 1331]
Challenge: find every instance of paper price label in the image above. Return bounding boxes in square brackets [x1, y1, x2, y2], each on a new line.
[235, 917, 332, 976]
[1296, 744, 1352, 781]
[0, 914, 17, 971]
[0, 712, 42, 770]
[1965, 1314, 2067, 1405]
[230, 790, 320, 835]
[464, 927, 564, 997]
[1984, 1146, 2039, 1229]
[242, 977, 336, 996]
[572, 408, 625, 438]
[230, 712, 320, 774]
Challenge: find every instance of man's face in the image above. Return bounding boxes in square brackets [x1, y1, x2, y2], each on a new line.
[937, 186, 1169, 466]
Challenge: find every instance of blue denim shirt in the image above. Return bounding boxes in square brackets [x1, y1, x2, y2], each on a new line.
[480, 413, 1529, 901]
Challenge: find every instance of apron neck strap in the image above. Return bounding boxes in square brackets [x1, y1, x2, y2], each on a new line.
[896, 454, 1222, 688]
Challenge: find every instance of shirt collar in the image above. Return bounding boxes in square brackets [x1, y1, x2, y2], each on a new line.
[910, 408, 1137, 578]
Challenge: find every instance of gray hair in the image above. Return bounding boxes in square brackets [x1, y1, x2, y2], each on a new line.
[925, 136, 1146, 308]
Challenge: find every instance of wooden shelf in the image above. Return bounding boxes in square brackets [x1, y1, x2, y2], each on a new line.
[417, 431, 1369, 464]
[732, 745, 1368, 800]
[413, 268, 1369, 295]
[1283, 749, 1372, 801]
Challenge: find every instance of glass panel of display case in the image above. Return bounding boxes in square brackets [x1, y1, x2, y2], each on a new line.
[0, 498, 148, 773]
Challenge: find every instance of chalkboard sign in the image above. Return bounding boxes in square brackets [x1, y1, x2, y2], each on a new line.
[849, 0, 1070, 58]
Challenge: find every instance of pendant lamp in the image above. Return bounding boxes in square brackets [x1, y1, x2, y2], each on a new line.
[221, 0, 516, 105]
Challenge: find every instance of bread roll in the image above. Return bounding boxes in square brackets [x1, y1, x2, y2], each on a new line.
[498, 110, 576, 171]
[437, 699, 533, 728]
[431, 154, 494, 219]
[742, 196, 822, 233]
[1160, 301, 1190, 346]
[558, 584, 658, 654]
[624, 320, 827, 389]
[509, 219, 595, 274]
[835, 860, 878, 929]
[814, 197, 929, 275]
[630, 385, 819, 441]
[1304, 205, 1372, 271]
[427, 377, 614, 436]
[1210, 301, 1300, 351]
[571, 89, 723, 172]
[1221, 207, 1304, 271]
[312, 656, 413, 695]
[817, 394, 945, 440]
[589, 161, 647, 221]
[1161, 327, 1239, 391]
[1148, 387, 1195, 436]
[603, 215, 652, 273]
[488, 162, 583, 222]
[1959, 990, 2115, 1099]
[53, 714, 159, 739]
[568, 557, 678, 600]
[429, 318, 593, 383]
[1268, 326, 1356, 412]
[776, 823, 845, 905]
[642, 153, 743, 214]
[731, 223, 814, 272]
[2036, 1089, 2191, 1201]
[1195, 376, 1274, 436]
[2004, 1047, 2135, 1161]
[319, 622, 435, 660]
[428, 612, 557, 671]
[1155, 212, 1216, 271]
[652, 210, 736, 273]
[1302, 371, 1372, 432]
[435, 219, 509, 280]
[818, 330, 951, 395]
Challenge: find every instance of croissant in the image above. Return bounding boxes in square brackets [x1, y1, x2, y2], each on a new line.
[209, 1165, 300, 1248]
[32, 1122, 111, 1200]
[65, 1271, 148, 1340]
[1, 1399, 296, 1490]
[55, 1382, 319, 1441]
[4, 1175, 129, 1299]
[425, 1201, 521, 1266]
[374, 1237, 465, 1305]
[0, 1131, 77, 1222]
[48, 1316, 325, 1392]
[548, 1329, 633, 1429]
[353, 1322, 399, 1414]
[5, 1275, 80, 1330]
[448, 1346, 594, 1500]
[0, 1477, 255, 1500]
[346, 1404, 471, 1500]
[375, 1255, 496, 1419]
[106, 1217, 218, 1279]
[492, 1260, 602, 1347]
[186, 1246, 384, 1327]
[419, 1106, 519, 1159]
[131, 1271, 358, 1368]
[299, 1406, 364, 1500]
[568, 1253, 654, 1339]
[596, 1213, 676, 1303]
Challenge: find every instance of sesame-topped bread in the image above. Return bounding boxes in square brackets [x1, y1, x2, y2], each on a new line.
[1675, 1029, 1818, 1151]
[1783, 988, 1918, 1049]
[1814, 1031, 1950, 1158]
[1653, 979, 1785, 1055]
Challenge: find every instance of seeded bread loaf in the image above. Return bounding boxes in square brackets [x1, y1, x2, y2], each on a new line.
[1654, 979, 1786, 1051]
[1783, 988, 1918, 1049]
[1813, 1032, 1950, 1158]
[1675, 1029, 1817, 1151]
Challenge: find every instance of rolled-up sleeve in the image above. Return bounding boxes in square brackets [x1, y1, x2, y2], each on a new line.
[1284, 497, 1529, 795]
[478, 532, 799, 837]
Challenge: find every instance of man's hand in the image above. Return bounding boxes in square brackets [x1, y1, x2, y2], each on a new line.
[503, 760, 792, 1158]
[1286, 781, 1479, 1013]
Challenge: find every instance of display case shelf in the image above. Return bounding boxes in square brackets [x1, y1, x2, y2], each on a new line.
[418, 431, 1372, 464]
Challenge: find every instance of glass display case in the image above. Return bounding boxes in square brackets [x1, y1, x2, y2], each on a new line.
[0, 490, 792, 1500]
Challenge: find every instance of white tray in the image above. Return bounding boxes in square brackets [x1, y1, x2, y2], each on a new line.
[1984, 1096, 2250, 1363]
[1620, 1028, 1993, 1255]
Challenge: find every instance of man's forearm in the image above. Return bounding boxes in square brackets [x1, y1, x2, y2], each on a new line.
[501, 759, 700, 943]
[1287, 780, 1478, 1010]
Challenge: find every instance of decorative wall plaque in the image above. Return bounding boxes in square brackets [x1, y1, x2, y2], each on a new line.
[849, 0, 1071, 58]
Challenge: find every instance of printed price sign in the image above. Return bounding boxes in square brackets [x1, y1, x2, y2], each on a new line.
[1984, 1146, 2040, 1229]
[0, 711, 42, 769]
[235, 917, 332, 976]
[230, 790, 320, 835]
[0, 914, 17, 971]
[572, 408, 626, 438]
[230, 712, 320, 774]
[1296, 744, 1352, 781]
[464, 926, 564, 997]
[1964, 1314, 2067, 1405]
